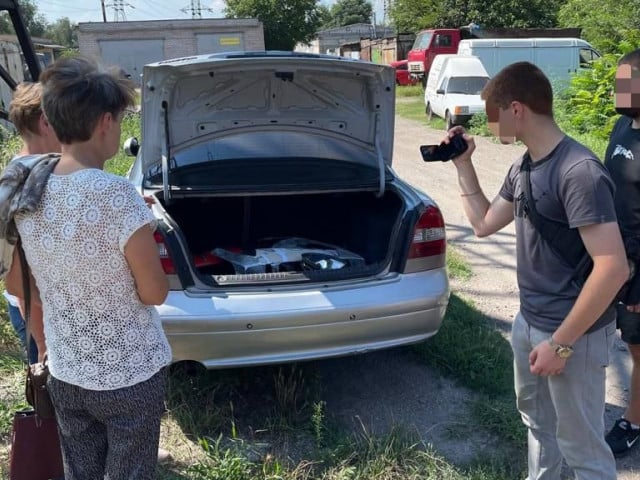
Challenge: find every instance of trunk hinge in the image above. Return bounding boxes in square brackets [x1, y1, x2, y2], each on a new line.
[161, 100, 172, 205]
[375, 113, 386, 198]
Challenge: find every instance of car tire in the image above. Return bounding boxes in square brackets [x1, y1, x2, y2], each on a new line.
[426, 103, 433, 121]
[445, 111, 454, 131]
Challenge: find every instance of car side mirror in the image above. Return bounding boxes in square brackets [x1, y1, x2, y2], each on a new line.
[436, 89, 445, 95]
[124, 137, 139, 157]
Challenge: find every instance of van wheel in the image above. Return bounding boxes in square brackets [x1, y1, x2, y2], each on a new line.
[445, 111, 454, 131]
[426, 103, 433, 121]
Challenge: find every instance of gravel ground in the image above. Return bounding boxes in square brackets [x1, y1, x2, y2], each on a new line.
[319, 114, 640, 479]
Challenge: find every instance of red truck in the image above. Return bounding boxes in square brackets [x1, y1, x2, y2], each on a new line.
[407, 26, 582, 87]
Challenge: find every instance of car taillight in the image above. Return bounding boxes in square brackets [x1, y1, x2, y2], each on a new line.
[405, 206, 446, 272]
[154, 231, 176, 274]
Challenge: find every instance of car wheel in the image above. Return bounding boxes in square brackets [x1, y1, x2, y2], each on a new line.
[426, 103, 433, 121]
[445, 111, 454, 131]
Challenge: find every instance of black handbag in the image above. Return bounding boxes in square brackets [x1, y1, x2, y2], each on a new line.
[9, 409, 64, 480]
[17, 244, 56, 419]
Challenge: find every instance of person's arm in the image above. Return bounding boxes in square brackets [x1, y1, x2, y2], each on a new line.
[5, 247, 46, 358]
[447, 127, 515, 236]
[529, 221, 629, 375]
[124, 223, 169, 305]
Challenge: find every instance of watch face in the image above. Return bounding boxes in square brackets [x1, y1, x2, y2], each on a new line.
[556, 347, 573, 359]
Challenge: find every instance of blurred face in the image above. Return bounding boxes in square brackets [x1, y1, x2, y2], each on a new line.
[615, 63, 640, 118]
[486, 102, 516, 144]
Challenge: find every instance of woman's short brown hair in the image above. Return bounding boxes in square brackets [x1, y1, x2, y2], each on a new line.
[40, 56, 136, 144]
[481, 61, 553, 116]
[8, 82, 43, 136]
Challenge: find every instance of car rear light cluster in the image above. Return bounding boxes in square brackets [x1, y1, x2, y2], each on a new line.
[154, 231, 176, 274]
[405, 206, 446, 272]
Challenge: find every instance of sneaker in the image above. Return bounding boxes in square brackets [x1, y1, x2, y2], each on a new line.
[606, 418, 640, 457]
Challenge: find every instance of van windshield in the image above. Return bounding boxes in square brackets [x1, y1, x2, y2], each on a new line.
[412, 33, 432, 50]
[447, 76, 489, 94]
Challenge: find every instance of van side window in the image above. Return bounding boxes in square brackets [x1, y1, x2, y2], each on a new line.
[579, 48, 600, 68]
[434, 34, 452, 47]
[438, 77, 449, 93]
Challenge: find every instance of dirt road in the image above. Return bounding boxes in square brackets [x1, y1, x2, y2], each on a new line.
[320, 115, 640, 478]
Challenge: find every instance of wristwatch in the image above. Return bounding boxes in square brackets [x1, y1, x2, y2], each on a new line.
[548, 337, 574, 359]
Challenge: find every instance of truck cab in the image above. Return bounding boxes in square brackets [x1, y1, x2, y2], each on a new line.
[407, 29, 461, 86]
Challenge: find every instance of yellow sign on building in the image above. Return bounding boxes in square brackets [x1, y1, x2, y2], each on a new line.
[219, 37, 241, 46]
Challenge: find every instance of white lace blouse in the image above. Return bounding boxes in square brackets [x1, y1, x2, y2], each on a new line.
[16, 168, 172, 391]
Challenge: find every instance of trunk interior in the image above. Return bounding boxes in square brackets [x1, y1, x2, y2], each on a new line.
[159, 190, 405, 284]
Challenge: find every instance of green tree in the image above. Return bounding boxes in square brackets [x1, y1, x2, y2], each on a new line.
[391, 0, 563, 34]
[439, 0, 563, 29]
[0, 0, 48, 37]
[45, 17, 77, 48]
[224, 0, 324, 50]
[325, 0, 373, 28]
[558, 0, 640, 53]
[389, 0, 442, 33]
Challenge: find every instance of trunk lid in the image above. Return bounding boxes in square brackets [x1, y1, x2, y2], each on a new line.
[139, 52, 396, 200]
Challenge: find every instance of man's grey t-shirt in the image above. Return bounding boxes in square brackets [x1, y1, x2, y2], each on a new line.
[499, 136, 617, 333]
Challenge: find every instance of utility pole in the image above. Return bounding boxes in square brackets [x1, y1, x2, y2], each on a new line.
[101, 0, 107, 22]
[106, 0, 134, 22]
[180, 0, 213, 19]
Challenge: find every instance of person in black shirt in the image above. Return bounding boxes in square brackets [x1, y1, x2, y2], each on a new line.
[604, 48, 640, 457]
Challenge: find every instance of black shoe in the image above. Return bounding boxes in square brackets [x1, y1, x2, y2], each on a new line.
[606, 418, 640, 457]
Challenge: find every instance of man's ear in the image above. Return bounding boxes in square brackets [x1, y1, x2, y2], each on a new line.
[511, 101, 525, 118]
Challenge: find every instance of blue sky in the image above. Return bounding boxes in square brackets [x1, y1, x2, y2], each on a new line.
[36, 1, 388, 25]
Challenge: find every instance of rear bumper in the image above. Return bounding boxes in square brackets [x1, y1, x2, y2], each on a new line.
[158, 269, 449, 368]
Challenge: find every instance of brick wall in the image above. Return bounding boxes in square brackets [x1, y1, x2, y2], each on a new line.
[78, 18, 265, 61]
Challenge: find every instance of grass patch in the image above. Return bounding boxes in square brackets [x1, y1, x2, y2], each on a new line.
[414, 293, 526, 449]
[394, 95, 448, 132]
[395, 84, 424, 98]
[447, 245, 472, 280]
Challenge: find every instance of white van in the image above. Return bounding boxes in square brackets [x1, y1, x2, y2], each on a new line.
[424, 54, 490, 129]
[457, 38, 600, 89]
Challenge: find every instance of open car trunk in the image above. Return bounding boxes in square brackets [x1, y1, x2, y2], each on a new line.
[158, 189, 406, 285]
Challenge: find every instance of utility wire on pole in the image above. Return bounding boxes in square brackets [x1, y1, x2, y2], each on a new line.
[180, 0, 214, 19]
[106, 0, 135, 22]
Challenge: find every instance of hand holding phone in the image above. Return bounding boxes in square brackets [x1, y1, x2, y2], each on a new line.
[420, 133, 469, 162]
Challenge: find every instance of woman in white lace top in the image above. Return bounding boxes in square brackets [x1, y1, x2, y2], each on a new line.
[6, 56, 171, 479]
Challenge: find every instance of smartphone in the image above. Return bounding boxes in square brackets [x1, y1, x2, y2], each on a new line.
[420, 134, 469, 162]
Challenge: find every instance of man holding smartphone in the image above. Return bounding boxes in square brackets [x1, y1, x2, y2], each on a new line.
[445, 61, 627, 479]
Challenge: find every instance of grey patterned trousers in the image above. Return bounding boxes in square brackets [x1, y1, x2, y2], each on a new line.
[48, 368, 167, 480]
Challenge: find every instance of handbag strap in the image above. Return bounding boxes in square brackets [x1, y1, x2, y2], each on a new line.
[16, 242, 33, 361]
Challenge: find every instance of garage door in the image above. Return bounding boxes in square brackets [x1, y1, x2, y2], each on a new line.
[196, 33, 244, 54]
[99, 39, 164, 85]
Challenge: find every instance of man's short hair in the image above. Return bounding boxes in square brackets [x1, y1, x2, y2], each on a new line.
[481, 61, 553, 116]
[619, 49, 640, 69]
[40, 56, 136, 144]
[8, 82, 43, 136]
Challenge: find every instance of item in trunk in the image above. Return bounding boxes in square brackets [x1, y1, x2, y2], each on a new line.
[212, 237, 365, 274]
